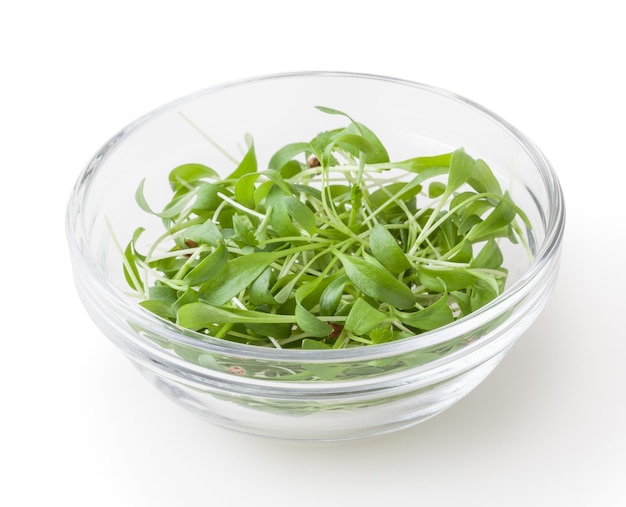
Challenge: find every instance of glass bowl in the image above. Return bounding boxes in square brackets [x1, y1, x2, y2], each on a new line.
[66, 72, 565, 441]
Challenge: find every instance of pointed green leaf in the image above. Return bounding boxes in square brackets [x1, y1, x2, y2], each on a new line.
[314, 106, 389, 163]
[226, 133, 257, 180]
[295, 304, 332, 337]
[369, 224, 412, 275]
[392, 153, 452, 173]
[469, 279, 499, 311]
[177, 302, 295, 330]
[344, 298, 387, 335]
[369, 326, 397, 344]
[279, 160, 303, 179]
[302, 338, 332, 350]
[171, 287, 198, 313]
[447, 239, 473, 264]
[428, 181, 446, 198]
[468, 159, 502, 195]
[471, 238, 504, 269]
[265, 185, 300, 238]
[310, 128, 343, 166]
[318, 274, 349, 315]
[249, 267, 277, 306]
[262, 169, 293, 195]
[337, 253, 415, 309]
[158, 191, 195, 219]
[418, 265, 478, 292]
[147, 284, 178, 305]
[467, 195, 517, 242]
[446, 148, 476, 196]
[184, 220, 223, 247]
[168, 163, 218, 191]
[199, 252, 276, 305]
[283, 196, 317, 235]
[134, 179, 155, 215]
[182, 243, 228, 286]
[234, 173, 260, 210]
[192, 183, 225, 213]
[268, 142, 310, 171]
[245, 321, 293, 339]
[140, 299, 175, 320]
[123, 227, 145, 292]
[396, 294, 454, 331]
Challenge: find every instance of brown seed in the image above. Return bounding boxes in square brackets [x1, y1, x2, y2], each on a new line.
[227, 365, 246, 376]
[307, 156, 321, 168]
[185, 239, 199, 248]
[329, 324, 343, 339]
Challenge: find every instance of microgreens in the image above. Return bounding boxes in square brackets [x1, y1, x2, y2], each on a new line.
[124, 106, 531, 350]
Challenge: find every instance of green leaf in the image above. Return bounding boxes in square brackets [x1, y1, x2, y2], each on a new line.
[471, 238, 504, 269]
[469, 279, 499, 311]
[450, 290, 471, 317]
[184, 220, 223, 247]
[140, 299, 175, 320]
[418, 265, 478, 292]
[447, 239, 473, 264]
[315, 106, 389, 164]
[172, 287, 198, 313]
[334, 132, 374, 155]
[369, 326, 397, 344]
[318, 274, 349, 315]
[395, 294, 454, 331]
[344, 298, 387, 335]
[369, 182, 421, 214]
[177, 302, 294, 330]
[468, 159, 502, 195]
[369, 224, 412, 275]
[234, 173, 260, 210]
[123, 227, 145, 292]
[337, 253, 415, 310]
[428, 181, 446, 198]
[392, 153, 452, 173]
[249, 268, 277, 306]
[232, 214, 258, 247]
[158, 192, 195, 219]
[226, 134, 257, 180]
[182, 243, 228, 286]
[446, 148, 476, 196]
[192, 183, 224, 213]
[450, 191, 477, 211]
[134, 179, 155, 215]
[314, 105, 348, 116]
[279, 160, 303, 179]
[283, 196, 317, 235]
[310, 128, 343, 166]
[168, 163, 218, 191]
[265, 185, 300, 238]
[301, 338, 331, 350]
[253, 180, 274, 208]
[199, 252, 277, 306]
[295, 304, 332, 337]
[294, 277, 324, 308]
[467, 195, 517, 242]
[148, 284, 178, 305]
[263, 169, 293, 196]
[268, 142, 310, 171]
[245, 321, 293, 339]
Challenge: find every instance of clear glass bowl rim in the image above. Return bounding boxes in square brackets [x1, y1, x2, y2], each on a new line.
[66, 70, 566, 363]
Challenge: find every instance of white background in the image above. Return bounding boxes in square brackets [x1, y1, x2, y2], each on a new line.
[2, 1, 624, 505]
